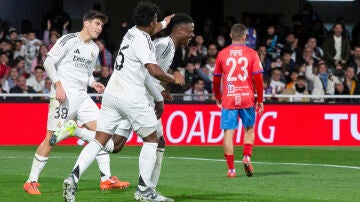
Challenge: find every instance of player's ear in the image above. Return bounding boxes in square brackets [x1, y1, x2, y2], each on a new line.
[83, 20, 90, 28]
[229, 33, 233, 40]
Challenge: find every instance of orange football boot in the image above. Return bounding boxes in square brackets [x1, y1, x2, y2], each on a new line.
[100, 176, 130, 190]
[23, 182, 41, 195]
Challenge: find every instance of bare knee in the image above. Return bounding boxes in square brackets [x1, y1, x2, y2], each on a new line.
[112, 135, 127, 153]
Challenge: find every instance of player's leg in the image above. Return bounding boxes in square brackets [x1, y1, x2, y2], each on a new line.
[150, 119, 165, 188]
[24, 98, 69, 194]
[24, 130, 53, 194]
[77, 97, 127, 189]
[239, 107, 256, 177]
[221, 108, 238, 177]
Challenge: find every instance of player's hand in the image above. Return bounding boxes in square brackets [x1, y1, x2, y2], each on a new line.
[173, 71, 185, 86]
[161, 90, 173, 101]
[55, 82, 66, 103]
[216, 99, 222, 108]
[256, 102, 264, 115]
[154, 101, 164, 119]
[92, 82, 105, 94]
[163, 14, 175, 27]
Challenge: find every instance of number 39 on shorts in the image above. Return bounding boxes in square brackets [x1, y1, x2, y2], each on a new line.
[226, 57, 248, 82]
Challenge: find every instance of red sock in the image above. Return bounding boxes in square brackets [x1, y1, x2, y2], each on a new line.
[224, 154, 235, 170]
[243, 144, 253, 157]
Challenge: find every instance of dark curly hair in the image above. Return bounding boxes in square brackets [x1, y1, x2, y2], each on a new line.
[133, 1, 161, 26]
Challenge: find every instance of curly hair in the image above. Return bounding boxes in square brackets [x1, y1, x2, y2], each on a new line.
[133, 1, 160, 26]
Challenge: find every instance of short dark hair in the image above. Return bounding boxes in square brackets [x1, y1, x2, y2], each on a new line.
[34, 65, 45, 72]
[230, 24, 247, 40]
[83, 10, 108, 24]
[167, 12, 193, 32]
[133, 1, 160, 26]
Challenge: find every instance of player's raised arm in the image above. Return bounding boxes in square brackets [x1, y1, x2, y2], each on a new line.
[153, 14, 175, 35]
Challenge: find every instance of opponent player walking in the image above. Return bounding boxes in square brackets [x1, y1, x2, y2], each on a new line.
[213, 24, 264, 178]
[23, 10, 128, 195]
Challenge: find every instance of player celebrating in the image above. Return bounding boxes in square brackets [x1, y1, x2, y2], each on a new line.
[23, 10, 128, 195]
[62, 2, 184, 202]
[213, 24, 264, 178]
[101, 12, 194, 200]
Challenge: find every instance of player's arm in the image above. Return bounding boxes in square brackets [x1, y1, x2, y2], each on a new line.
[153, 14, 175, 36]
[254, 73, 264, 114]
[88, 49, 105, 94]
[145, 63, 184, 85]
[145, 72, 164, 119]
[213, 55, 223, 107]
[44, 52, 66, 103]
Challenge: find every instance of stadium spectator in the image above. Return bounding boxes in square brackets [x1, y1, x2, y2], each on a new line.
[207, 43, 218, 57]
[333, 82, 348, 103]
[9, 75, 37, 101]
[341, 66, 360, 103]
[94, 39, 112, 78]
[0, 51, 10, 80]
[195, 35, 207, 57]
[213, 24, 264, 178]
[183, 61, 199, 91]
[323, 23, 351, 70]
[13, 40, 26, 59]
[261, 24, 279, 59]
[2, 67, 19, 93]
[279, 75, 310, 102]
[11, 56, 29, 78]
[0, 39, 14, 61]
[183, 78, 209, 101]
[24, 29, 42, 74]
[26, 65, 45, 93]
[43, 19, 69, 50]
[269, 68, 285, 97]
[257, 45, 272, 77]
[7, 28, 18, 45]
[347, 45, 360, 78]
[41, 77, 52, 100]
[32, 44, 48, 70]
[305, 37, 323, 60]
[285, 70, 299, 89]
[305, 60, 339, 102]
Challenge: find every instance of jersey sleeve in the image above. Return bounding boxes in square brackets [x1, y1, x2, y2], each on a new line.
[88, 45, 99, 86]
[213, 53, 223, 77]
[134, 35, 157, 66]
[47, 34, 74, 65]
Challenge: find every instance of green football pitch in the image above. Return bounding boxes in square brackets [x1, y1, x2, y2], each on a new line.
[1, 146, 359, 202]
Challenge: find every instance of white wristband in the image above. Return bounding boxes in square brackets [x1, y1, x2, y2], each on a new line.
[161, 21, 167, 30]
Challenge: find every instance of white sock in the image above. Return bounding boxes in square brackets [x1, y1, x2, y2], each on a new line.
[103, 139, 114, 153]
[96, 150, 111, 181]
[71, 139, 103, 183]
[150, 148, 164, 189]
[138, 142, 158, 191]
[74, 127, 96, 143]
[27, 153, 48, 182]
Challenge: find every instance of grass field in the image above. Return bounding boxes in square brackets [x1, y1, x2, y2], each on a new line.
[0, 146, 359, 202]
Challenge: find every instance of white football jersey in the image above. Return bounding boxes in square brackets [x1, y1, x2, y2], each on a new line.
[105, 26, 157, 102]
[47, 32, 99, 98]
[151, 36, 175, 90]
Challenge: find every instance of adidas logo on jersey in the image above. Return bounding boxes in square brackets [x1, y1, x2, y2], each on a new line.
[74, 49, 80, 54]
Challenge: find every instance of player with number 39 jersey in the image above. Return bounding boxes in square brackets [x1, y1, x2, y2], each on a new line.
[213, 43, 263, 109]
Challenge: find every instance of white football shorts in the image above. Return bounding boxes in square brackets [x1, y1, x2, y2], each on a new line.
[47, 97, 99, 131]
[97, 93, 157, 138]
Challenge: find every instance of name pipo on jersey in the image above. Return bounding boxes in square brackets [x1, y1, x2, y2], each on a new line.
[214, 44, 263, 109]
[47, 33, 99, 98]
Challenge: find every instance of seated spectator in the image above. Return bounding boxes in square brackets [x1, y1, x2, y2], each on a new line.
[24, 29, 43, 74]
[280, 50, 296, 81]
[0, 39, 14, 60]
[269, 68, 285, 101]
[183, 62, 199, 91]
[183, 78, 209, 101]
[26, 65, 45, 93]
[2, 67, 19, 93]
[186, 40, 203, 65]
[11, 56, 29, 78]
[7, 28, 18, 45]
[298, 46, 319, 67]
[305, 60, 339, 102]
[9, 75, 37, 101]
[305, 37, 323, 60]
[279, 75, 310, 102]
[263, 75, 273, 102]
[207, 43, 218, 57]
[257, 45, 271, 77]
[32, 45, 48, 71]
[341, 66, 360, 103]
[286, 70, 299, 89]
[0, 51, 10, 80]
[347, 45, 360, 78]
[195, 35, 207, 57]
[95, 39, 112, 77]
[13, 40, 26, 59]
[41, 77, 52, 100]
[333, 82, 348, 103]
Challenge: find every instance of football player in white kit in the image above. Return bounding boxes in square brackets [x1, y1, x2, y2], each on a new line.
[62, 2, 185, 202]
[101, 13, 195, 201]
[23, 10, 128, 195]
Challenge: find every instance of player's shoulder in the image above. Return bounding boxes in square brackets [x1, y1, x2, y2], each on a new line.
[154, 36, 171, 46]
[58, 33, 78, 47]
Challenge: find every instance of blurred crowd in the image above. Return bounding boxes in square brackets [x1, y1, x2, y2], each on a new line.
[1, 2, 360, 103]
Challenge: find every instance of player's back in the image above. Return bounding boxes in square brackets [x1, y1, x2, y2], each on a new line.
[151, 36, 175, 84]
[215, 44, 263, 109]
[105, 26, 157, 103]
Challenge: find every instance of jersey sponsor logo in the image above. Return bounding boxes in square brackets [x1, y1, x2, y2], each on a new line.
[74, 49, 80, 54]
[73, 55, 92, 68]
